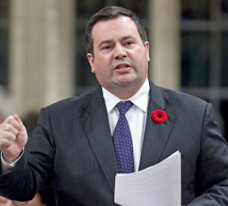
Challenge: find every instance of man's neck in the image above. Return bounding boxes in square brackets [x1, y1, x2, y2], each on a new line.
[104, 79, 148, 100]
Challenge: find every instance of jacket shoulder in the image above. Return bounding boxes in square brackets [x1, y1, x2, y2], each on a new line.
[44, 86, 102, 113]
[152, 84, 210, 118]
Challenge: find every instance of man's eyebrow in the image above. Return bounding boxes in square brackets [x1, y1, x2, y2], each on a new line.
[98, 40, 113, 48]
[98, 35, 137, 48]
[121, 35, 137, 41]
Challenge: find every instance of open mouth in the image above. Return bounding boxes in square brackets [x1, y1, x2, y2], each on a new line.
[116, 65, 129, 70]
[115, 63, 131, 70]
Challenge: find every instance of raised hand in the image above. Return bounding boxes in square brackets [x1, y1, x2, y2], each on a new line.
[0, 115, 28, 163]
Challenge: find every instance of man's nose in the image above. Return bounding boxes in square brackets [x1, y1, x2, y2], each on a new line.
[114, 44, 127, 59]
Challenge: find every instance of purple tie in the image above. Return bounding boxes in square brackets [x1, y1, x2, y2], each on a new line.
[113, 101, 134, 173]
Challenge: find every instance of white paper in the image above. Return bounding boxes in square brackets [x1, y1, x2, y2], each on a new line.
[114, 151, 181, 206]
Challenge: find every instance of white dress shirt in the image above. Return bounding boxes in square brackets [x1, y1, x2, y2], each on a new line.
[102, 79, 150, 171]
[1, 156, 18, 174]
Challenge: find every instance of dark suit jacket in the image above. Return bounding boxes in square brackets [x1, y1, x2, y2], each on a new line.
[1, 80, 228, 205]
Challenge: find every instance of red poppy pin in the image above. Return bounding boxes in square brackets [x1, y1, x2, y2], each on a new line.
[152, 110, 167, 123]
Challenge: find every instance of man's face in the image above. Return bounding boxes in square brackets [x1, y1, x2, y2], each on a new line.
[87, 16, 150, 98]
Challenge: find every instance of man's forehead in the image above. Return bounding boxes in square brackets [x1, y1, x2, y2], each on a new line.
[91, 16, 137, 40]
[92, 16, 135, 31]
[95, 15, 132, 24]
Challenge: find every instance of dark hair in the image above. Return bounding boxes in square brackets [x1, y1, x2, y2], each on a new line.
[85, 6, 148, 56]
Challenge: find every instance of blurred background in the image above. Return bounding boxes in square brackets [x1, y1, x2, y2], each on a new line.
[0, 0, 228, 141]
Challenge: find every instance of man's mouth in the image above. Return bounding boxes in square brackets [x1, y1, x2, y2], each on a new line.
[114, 63, 131, 70]
[116, 65, 129, 69]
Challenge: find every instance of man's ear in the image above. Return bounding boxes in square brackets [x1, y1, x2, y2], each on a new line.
[87, 53, 96, 73]
[144, 41, 150, 62]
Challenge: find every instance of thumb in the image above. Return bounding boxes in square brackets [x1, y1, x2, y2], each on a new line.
[13, 114, 28, 140]
[13, 114, 23, 127]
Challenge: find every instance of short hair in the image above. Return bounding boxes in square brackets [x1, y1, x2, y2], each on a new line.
[85, 6, 148, 56]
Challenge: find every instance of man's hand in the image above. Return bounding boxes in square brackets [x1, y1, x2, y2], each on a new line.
[0, 115, 28, 163]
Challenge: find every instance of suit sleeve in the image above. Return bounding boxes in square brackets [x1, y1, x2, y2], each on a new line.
[188, 103, 228, 205]
[0, 108, 54, 201]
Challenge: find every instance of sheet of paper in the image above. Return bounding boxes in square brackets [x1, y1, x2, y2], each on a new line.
[114, 151, 181, 206]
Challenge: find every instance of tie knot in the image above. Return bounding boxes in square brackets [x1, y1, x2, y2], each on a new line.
[117, 101, 133, 115]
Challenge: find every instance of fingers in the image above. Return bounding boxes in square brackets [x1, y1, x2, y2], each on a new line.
[0, 115, 20, 141]
[0, 115, 27, 163]
[6, 115, 21, 129]
[0, 132, 15, 146]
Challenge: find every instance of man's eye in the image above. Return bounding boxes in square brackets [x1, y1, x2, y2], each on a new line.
[126, 41, 133, 46]
[102, 46, 111, 50]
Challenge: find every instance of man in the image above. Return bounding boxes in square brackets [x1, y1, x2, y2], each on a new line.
[0, 6, 228, 206]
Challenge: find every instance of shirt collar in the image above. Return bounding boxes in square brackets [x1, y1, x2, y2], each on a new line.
[102, 79, 150, 113]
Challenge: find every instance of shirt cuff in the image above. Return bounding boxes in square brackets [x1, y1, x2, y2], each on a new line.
[1, 150, 24, 174]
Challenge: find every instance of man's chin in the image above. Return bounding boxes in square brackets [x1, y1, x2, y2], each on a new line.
[114, 74, 137, 86]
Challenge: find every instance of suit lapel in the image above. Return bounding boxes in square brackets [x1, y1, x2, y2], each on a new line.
[80, 87, 118, 191]
[139, 81, 176, 170]
[80, 82, 176, 188]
